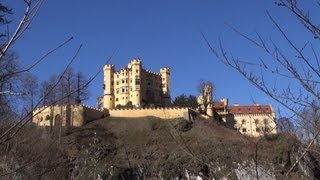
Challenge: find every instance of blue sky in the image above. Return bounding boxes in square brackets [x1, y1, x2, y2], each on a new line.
[7, 1, 318, 116]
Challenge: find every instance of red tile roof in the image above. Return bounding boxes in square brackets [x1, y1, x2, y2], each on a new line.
[228, 105, 272, 114]
[212, 102, 226, 109]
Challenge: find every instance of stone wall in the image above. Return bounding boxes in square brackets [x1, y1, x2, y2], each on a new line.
[32, 104, 106, 127]
[82, 105, 108, 123]
[108, 107, 189, 119]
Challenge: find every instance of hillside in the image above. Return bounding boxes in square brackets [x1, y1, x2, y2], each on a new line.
[1, 117, 319, 179]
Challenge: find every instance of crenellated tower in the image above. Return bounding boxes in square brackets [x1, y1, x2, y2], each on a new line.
[160, 67, 171, 106]
[103, 64, 115, 109]
[100, 59, 171, 109]
[129, 59, 142, 106]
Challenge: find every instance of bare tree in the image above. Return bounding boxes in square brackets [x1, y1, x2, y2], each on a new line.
[0, 0, 45, 120]
[40, 67, 89, 107]
[277, 117, 295, 134]
[21, 73, 39, 112]
[0, 1, 115, 178]
[197, 79, 214, 115]
[0, 53, 21, 122]
[202, 0, 320, 177]
[40, 75, 59, 106]
[298, 104, 320, 144]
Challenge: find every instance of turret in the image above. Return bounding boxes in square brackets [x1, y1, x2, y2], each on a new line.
[103, 64, 115, 109]
[130, 59, 142, 107]
[160, 67, 171, 106]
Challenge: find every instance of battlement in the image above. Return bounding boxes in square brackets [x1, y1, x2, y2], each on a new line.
[108, 106, 189, 119]
[130, 58, 142, 64]
[110, 106, 188, 111]
[104, 64, 115, 70]
[81, 104, 104, 112]
[160, 67, 170, 73]
[145, 69, 161, 76]
[33, 104, 103, 113]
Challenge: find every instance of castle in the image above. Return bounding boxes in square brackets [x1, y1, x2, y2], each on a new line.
[32, 58, 276, 137]
[211, 98, 277, 137]
[98, 59, 171, 109]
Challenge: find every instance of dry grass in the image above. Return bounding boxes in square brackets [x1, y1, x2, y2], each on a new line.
[0, 117, 316, 179]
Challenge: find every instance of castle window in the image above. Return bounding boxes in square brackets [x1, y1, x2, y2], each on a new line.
[242, 128, 247, 132]
[122, 80, 124, 84]
[116, 90, 119, 94]
[136, 70, 139, 73]
[263, 119, 268, 124]
[116, 81, 119, 85]
[122, 97, 124, 99]
[256, 127, 260, 132]
[130, 79, 132, 83]
[103, 84, 105, 90]
[265, 127, 270, 132]
[254, 119, 259, 124]
[116, 98, 118, 101]
[122, 88, 125, 92]
[241, 119, 246, 124]
[111, 81, 114, 85]
[117, 75, 119, 78]
[110, 98, 112, 100]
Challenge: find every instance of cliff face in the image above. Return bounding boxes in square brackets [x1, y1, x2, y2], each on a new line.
[1, 117, 319, 179]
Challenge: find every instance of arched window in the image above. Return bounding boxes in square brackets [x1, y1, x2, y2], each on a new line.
[55, 114, 62, 126]
[254, 119, 259, 125]
[241, 119, 246, 124]
[45, 115, 50, 120]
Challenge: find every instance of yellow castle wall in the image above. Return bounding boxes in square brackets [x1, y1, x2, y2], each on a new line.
[108, 107, 189, 119]
[226, 113, 277, 137]
[32, 104, 106, 127]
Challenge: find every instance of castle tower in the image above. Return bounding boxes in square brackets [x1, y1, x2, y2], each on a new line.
[160, 67, 171, 106]
[103, 64, 115, 109]
[130, 59, 142, 107]
[206, 104, 213, 116]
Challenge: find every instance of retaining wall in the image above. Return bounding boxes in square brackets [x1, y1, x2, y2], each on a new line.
[108, 107, 189, 119]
